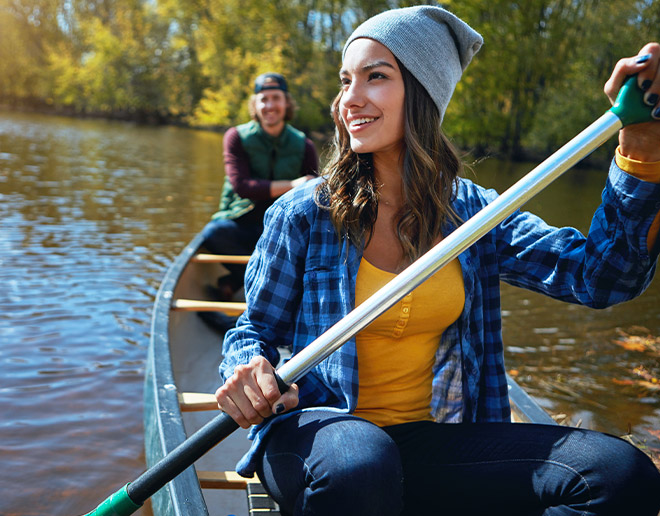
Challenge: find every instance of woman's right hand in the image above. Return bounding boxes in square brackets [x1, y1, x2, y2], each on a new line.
[215, 356, 300, 429]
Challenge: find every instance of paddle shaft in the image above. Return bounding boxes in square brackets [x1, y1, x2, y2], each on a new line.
[277, 111, 623, 385]
[277, 69, 655, 385]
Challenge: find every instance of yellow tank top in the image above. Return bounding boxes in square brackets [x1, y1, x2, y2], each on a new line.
[354, 257, 464, 427]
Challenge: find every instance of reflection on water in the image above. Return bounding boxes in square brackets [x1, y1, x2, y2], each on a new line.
[0, 112, 658, 515]
[0, 112, 223, 515]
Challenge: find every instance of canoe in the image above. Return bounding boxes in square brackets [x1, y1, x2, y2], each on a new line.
[144, 231, 556, 516]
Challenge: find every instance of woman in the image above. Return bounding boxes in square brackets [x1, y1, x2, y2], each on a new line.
[216, 6, 660, 515]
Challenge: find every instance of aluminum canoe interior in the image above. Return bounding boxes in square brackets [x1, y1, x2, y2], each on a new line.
[144, 232, 556, 516]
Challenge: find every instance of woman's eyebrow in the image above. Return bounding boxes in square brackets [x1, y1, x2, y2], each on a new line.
[340, 60, 396, 77]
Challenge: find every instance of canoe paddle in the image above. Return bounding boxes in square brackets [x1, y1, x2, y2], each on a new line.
[83, 75, 655, 516]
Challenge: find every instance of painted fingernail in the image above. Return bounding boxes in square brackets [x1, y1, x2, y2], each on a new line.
[644, 92, 659, 106]
[636, 54, 652, 64]
[275, 404, 285, 414]
[653, 107, 660, 120]
[641, 79, 653, 91]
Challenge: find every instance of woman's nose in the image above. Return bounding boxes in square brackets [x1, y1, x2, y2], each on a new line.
[342, 81, 366, 108]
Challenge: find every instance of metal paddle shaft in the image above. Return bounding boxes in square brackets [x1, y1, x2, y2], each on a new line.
[84, 76, 653, 516]
[277, 110, 624, 384]
[277, 73, 657, 384]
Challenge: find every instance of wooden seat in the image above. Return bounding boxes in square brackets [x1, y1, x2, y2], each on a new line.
[178, 392, 218, 412]
[191, 253, 251, 264]
[171, 299, 247, 315]
[197, 470, 255, 489]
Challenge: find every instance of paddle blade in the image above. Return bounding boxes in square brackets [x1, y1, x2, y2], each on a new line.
[82, 484, 141, 516]
[609, 75, 655, 126]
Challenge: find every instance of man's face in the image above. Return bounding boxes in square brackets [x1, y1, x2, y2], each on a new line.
[254, 89, 287, 128]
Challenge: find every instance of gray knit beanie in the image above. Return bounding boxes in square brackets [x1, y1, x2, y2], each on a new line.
[343, 5, 483, 122]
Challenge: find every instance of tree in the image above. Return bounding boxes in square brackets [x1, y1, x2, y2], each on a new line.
[0, 0, 63, 104]
[445, 0, 652, 161]
[1, 0, 654, 159]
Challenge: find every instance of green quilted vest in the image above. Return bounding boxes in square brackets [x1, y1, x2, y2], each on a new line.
[213, 120, 306, 220]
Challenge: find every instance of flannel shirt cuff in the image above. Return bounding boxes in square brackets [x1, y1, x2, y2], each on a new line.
[608, 157, 660, 218]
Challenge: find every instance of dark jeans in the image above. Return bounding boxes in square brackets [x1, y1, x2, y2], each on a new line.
[201, 216, 263, 290]
[256, 409, 660, 516]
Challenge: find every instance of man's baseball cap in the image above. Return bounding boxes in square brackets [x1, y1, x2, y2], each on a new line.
[254, 73, 288, 93]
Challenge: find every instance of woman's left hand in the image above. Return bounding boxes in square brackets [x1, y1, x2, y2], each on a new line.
[605, 42, 660, 162]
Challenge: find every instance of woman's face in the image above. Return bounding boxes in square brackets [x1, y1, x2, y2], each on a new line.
[339, 38, 405, 158]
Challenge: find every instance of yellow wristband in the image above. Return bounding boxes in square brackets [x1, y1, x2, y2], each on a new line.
[615, 147, 660, 183]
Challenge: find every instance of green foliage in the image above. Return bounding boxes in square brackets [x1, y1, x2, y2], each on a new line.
[445, 0, 656, 160]
[0, 0, 61, 102]
[0, 0, 656, 159]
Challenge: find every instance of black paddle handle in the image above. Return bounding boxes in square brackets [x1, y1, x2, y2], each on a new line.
[127, 372, 290, 505]
[275, 371, 290, 396]
[127, 411, 239, 504]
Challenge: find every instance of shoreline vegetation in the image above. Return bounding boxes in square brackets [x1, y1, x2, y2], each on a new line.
[0, 100, 617, 169]
[2, 1, 658, 165]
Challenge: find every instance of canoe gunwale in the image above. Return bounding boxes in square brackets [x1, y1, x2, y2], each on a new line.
[506, 374, 556, 425]
[145, 232, 210, 516]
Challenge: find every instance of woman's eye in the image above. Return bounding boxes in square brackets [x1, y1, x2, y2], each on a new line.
[369, 72, 386, 80]
[340, 77, 351, 87]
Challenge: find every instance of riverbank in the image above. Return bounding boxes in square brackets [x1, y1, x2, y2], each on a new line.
[1, 102, 619, 169]
[1, 99, 180, 126]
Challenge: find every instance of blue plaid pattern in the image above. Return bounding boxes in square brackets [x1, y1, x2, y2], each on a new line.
[220, 159, 660, 476]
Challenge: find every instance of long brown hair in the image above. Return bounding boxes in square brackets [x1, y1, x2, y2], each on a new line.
[316, 58, 462, 263]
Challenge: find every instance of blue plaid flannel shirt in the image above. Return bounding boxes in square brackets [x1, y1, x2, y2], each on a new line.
[220, 159, 660, 476]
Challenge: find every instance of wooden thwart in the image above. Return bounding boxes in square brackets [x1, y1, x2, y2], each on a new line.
[171, 299, 247, 315]
[197, 470, 255, 490]
[178, 392, 218, 412]
[191, 253, 251, 264]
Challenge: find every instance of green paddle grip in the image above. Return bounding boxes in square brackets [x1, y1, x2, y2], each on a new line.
[608, 75, 656, 126]
[83, 484, 141, 516]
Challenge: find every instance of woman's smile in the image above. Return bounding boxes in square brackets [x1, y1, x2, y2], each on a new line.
[347, 115, 380, 132]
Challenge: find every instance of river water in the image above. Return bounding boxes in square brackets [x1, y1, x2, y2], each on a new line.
[0, 111, 658, 515]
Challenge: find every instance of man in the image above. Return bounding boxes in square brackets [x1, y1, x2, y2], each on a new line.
[202, 72, 318, 306]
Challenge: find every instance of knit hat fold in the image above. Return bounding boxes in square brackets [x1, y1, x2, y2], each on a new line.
[343, 6, 483, 122]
